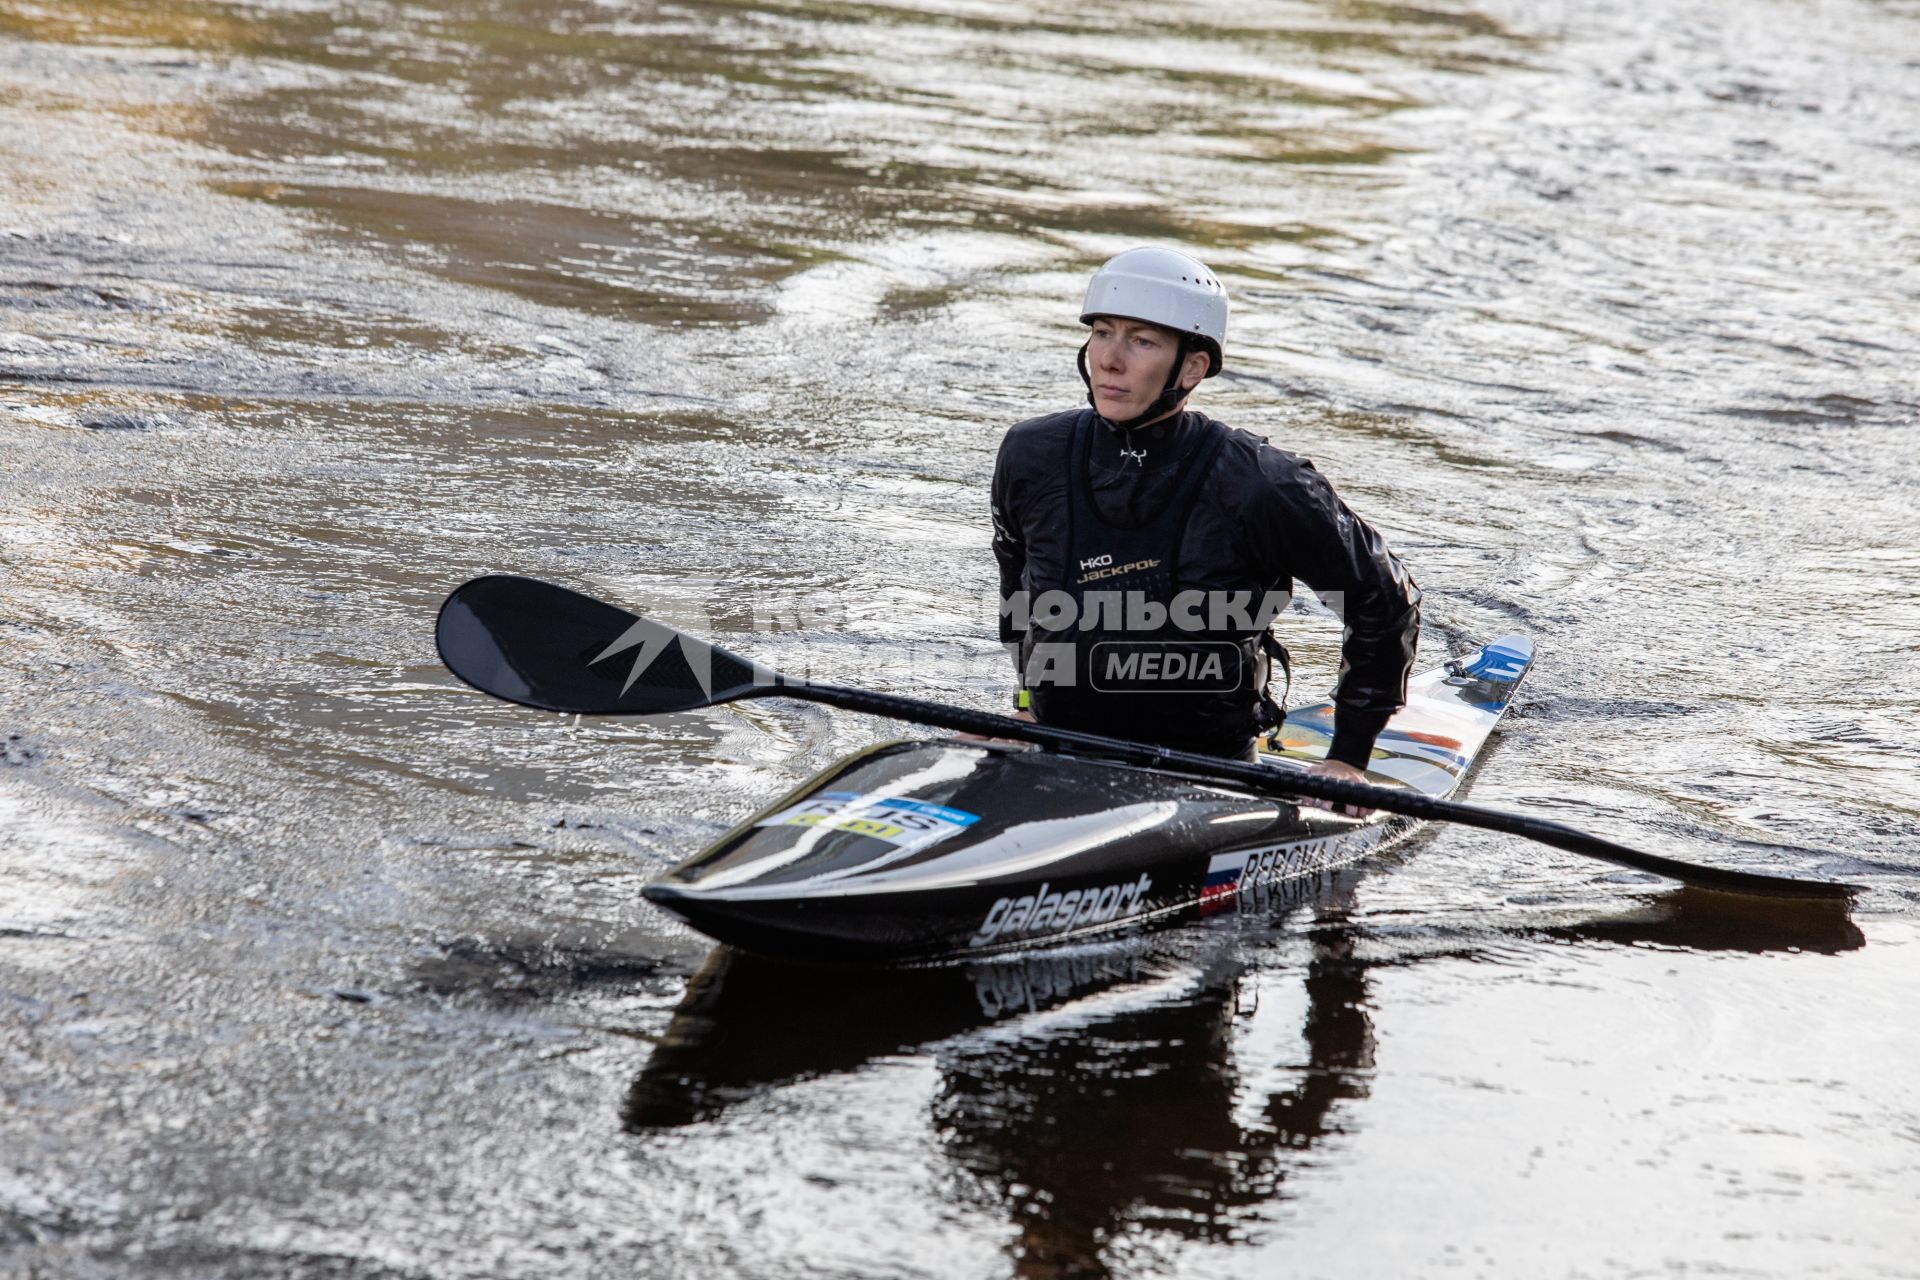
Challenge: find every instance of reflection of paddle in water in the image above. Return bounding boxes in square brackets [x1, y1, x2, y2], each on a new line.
[623, 880, 1862, 1276]
[1541, 885, 1864, 954]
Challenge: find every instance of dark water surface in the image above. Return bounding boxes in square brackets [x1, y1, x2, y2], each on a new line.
[3, 0, 1918, 1275]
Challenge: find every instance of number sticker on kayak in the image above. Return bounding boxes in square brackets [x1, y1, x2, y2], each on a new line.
[756, 791, 980, 851]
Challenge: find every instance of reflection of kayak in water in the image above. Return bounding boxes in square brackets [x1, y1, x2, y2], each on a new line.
[626, 867, 1378, 1134]
[640, 636, 1536, 961]
[627, 876, 1383, 1271]
[623, 885, 1860, 1136]
[625, 879, 1857, 1274]
[624, 880, 1860, 1137]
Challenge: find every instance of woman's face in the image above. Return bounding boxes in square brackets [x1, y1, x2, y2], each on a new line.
[1085, 317, 1204, 422]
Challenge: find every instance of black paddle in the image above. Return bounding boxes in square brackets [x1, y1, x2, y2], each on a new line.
[435, 574, 1861, 901]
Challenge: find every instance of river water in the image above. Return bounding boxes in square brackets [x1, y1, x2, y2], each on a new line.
[3, 0, 1918, 1276]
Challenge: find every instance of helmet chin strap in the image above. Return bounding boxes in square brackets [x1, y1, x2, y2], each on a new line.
[1078, 336, 1196, 432]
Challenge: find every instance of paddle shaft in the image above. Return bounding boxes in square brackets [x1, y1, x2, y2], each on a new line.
[754, 678, 1856, 900]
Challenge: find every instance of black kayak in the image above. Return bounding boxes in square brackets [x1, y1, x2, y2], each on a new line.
[641, 634, 1537, 961]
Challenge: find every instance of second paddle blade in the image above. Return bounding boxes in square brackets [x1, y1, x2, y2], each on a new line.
[436, 574, 778, 715]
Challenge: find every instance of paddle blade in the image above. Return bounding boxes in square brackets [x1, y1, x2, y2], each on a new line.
[436, 574, 778, 715]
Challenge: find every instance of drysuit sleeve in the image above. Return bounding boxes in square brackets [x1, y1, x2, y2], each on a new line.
[1256, 452, 1421, 769]
[990, 433, 1028, 677]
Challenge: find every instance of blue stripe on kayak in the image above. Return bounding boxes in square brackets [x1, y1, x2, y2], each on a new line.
[871, 796, 979, 826]
[809, 791, 978, 826]
[1459, 643, 1531, 682]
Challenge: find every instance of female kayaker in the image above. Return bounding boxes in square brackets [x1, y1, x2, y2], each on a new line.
[991, 247, 1421, 803]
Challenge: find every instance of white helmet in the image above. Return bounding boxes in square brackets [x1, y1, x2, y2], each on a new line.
[1080, 246, 1228, 375]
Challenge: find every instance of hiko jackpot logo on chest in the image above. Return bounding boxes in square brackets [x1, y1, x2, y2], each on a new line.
[1075, 553, 1161, 585]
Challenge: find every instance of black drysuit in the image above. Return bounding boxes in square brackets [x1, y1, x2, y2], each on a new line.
[991, 408, 1421, 765]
